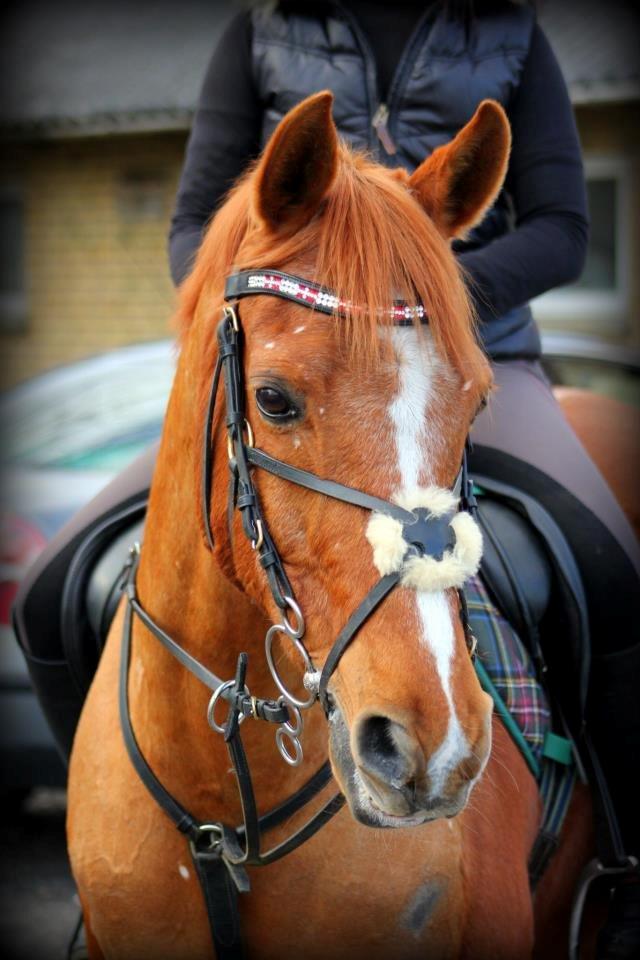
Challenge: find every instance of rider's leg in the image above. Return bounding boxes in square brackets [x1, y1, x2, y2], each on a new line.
[470, 361, 640, 957]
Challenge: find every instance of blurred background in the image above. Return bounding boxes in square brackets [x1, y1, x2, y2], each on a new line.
[0, 0, 638, 956]
[1, 0, 639, 393]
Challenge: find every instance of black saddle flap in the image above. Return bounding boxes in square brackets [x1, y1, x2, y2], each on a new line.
[478, 496, 552, 637]
[86, 521, 144, 642]
[60, 506, 147, 699]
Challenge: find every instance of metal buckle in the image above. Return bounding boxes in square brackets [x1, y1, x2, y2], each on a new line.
[251, 518, 264, 552]
[207, 680, 247, 734]
[223, 304, 239, 333]
[226, 418, 255, 462]
[193, 823, 224, 851]
[467, 632, 478, 661]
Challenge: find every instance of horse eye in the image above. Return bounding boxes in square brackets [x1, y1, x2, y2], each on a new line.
[255, 386, 299, 421]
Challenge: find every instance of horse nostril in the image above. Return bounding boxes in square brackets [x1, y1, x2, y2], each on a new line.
[356, 715, 418, 790]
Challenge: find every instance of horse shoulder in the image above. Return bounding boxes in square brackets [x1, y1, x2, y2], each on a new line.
[66, 606, 212, 959]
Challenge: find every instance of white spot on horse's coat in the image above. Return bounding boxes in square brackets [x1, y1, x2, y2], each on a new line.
[293, 435, 301, 449]
[462, 379, 473, 392]
[293, 325, 305, 334]
[178, 864, 190, 880]
[265, 342, 275, 350]
[319, 407, 325, 416]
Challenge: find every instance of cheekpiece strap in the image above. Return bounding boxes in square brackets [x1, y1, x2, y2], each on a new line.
[225, 270, 427, 324]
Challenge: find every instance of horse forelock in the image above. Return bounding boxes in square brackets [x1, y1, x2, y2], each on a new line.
[175, 143, 490, 390]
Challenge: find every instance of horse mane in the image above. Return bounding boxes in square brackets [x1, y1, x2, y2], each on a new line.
[176, 143, 485, 378]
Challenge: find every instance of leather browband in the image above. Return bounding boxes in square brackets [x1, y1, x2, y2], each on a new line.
[224, 269, 428, 324]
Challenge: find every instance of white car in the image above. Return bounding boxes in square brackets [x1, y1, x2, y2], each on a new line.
[0, 340, 175, 794]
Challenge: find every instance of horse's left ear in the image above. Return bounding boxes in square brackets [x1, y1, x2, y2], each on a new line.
[409, 100, 511, 239]
[254, 91, 338, 233]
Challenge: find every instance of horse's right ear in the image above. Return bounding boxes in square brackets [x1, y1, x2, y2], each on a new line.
[409, 100, 511, 239]
[254, 91, 338, 233]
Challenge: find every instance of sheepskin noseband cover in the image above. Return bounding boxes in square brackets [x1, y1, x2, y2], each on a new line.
[366, 487, 482, 592]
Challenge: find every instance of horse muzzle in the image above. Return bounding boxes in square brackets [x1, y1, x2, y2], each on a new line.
[329, 703, 491, 828]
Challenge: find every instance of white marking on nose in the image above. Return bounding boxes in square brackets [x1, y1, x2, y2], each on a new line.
[387, 328, 470, 794]
[265, 342, 275, 350]
[178, 864, 190, 880]
[293, 325, 305, 334]
[418, 592, 470, 794]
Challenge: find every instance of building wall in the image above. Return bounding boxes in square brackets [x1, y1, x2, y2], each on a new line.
[2, 103, 639, 390]
[1, 133, 186, 388]
[532, 101, 640, 347]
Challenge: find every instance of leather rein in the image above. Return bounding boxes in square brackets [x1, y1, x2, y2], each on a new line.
[119, 268, 479, 958]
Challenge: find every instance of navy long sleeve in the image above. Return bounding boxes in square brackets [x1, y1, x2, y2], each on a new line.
[168, 13, 589, 333]
[457, 24, 588, 325]
[168, 14, 260, 285]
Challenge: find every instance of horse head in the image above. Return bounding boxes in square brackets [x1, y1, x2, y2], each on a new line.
[184, 91, 510, 828]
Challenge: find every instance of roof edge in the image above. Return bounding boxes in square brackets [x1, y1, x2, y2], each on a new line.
[0, 108, 195, 141]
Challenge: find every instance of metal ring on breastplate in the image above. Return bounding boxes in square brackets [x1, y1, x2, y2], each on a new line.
[276, 726, 303, 767]
[281, 595, 305, 639]
[194, 823, 224, 850]
[207, 680, 247, 734]
[265, 624, 315, 709]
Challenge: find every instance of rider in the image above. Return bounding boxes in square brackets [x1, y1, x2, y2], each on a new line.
[168, 2, 640, 956]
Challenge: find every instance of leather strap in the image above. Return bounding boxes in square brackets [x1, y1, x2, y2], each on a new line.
[124, 554, 287, 724]
[246, 447, 416, 523]
[202, 353, 224, 550]
[319, 572, 401, 711]
[190, 843, 244, 959]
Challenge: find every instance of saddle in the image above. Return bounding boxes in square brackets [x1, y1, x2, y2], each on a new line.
[12, 456, 588, 762]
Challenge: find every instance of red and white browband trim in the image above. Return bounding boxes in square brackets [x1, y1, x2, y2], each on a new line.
[224, 270, 427, 324]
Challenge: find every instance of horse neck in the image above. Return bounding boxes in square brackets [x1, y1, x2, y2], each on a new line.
[129, 344, 328, 824]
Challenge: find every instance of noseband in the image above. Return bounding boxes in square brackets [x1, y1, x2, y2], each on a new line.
[119, 268, 480, 958]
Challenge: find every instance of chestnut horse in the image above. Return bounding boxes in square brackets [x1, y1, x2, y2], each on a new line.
[67, 94, 593, 959]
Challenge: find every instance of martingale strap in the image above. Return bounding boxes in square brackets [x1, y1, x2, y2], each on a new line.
[120, 268, 478, 959]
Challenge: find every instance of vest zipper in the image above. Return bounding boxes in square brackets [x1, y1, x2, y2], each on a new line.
[334, 1, 438, 164]
[371, 104, 397, 156]
[384, 6, 438, 147]
[333, 3, 382, 156]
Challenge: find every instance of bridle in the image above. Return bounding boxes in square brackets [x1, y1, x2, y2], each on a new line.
[119, 268, 480, 958]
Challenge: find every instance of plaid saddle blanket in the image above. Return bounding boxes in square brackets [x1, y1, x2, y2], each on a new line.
[465, 573, 550, 765]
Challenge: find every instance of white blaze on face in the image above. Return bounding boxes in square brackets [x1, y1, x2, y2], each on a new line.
[388, 328, 436, 487]
[388, 328, 471, 796]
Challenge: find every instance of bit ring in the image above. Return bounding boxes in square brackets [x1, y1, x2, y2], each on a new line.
[265, 625, 315, 709]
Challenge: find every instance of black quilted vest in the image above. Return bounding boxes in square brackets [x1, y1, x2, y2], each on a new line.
[251, 1, 539, 358]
